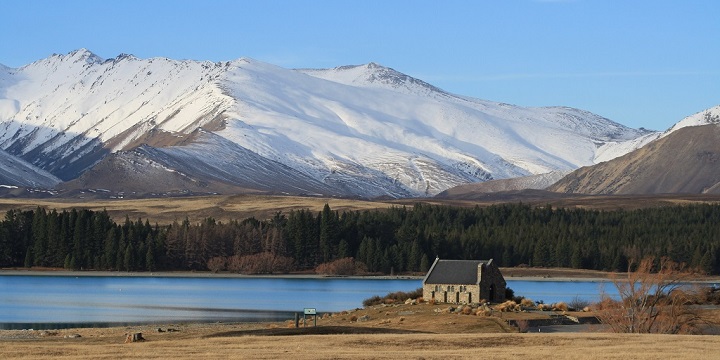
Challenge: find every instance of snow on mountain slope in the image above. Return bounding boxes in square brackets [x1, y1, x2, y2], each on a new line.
[296, 62, 651, 179]
[133, 130, 354, 196]
[666, 105, 720, 133]
[0, 49, 233, 179]
[0, 50, 653, 197]
[0, 149, 61, 188]
[299, 63, 447, 98]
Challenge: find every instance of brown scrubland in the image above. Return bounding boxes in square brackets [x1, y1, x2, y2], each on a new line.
[2, 192, 720, 225]
[0, 195, 397, 225]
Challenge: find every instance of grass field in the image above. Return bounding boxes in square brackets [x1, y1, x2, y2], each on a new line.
[2, 305, 720, 360]
[4, 332, 720, 359]
[3, 192, 720, 226]
[0, 195, 397, 225]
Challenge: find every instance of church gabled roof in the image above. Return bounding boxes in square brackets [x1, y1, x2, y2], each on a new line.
[422, 258, 493, 285]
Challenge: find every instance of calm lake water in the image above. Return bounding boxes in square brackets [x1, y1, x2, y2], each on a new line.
[0, 274, 615, 329]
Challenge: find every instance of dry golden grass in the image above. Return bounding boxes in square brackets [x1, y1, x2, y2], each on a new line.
[5, 192, 720, 226]
[2, 328, 720, 359]
[2, 303, 720, 359]
[0, 195, 397, 225]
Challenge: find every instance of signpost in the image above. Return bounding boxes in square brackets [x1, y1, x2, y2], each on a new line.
[303, 308, 317, 327]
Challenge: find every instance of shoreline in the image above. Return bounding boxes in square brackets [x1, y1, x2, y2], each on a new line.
[3, 267, 720, 283]
[0, 269, 423, 280]
[3, 268, 720, 283]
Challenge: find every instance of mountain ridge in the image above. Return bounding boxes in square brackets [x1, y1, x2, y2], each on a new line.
[0, 49, 655, 197]
[549, 115, 720, 195]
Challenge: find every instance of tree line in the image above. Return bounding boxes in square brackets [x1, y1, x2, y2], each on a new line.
[1, 203, 720, 274]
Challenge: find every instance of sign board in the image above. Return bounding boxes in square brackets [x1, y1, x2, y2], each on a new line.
[304, 308, 316, 315]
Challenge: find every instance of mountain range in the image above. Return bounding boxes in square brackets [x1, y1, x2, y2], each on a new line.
[1, 49, 709, 199]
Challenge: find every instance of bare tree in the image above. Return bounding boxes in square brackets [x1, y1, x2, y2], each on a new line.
[596, 257, 707, 334]
[315, 257, 368, 276]
[227, 252, 294, 274]
[206, 256, 226, 273]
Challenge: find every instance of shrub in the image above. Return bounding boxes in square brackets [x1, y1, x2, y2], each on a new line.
[362, 295, 383, 307]
[568, 296, 590, 311]
[495, 300, 519, 312]
[553, 302, 569, 312]
[362, 288, 423, 307]
[520, 298, 535, 307]
[505, 287, 515, 300]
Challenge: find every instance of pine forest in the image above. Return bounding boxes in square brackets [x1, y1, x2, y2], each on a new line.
[0, 203, 719, 275]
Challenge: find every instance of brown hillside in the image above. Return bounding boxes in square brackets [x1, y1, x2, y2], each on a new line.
[549, 124, 720, 194]
[436, 171, 569, 198]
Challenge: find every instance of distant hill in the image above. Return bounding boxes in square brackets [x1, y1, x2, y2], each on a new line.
[435, 171, 569, 199]
[549, 123, 720, 194]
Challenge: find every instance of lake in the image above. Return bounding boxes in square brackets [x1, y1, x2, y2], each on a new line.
[0, 274, 615, 329]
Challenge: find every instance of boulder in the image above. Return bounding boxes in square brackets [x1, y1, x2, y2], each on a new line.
[124, 332, 145, 343]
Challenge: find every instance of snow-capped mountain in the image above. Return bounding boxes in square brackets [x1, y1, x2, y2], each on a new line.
[0, 49, 653, 197]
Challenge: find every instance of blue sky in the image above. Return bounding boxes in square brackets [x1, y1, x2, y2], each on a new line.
[2, 0, 718, 131]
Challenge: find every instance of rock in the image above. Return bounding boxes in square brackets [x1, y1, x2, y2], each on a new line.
[156, 328, 165, 333]
[64, 334, 82, 339]
[124, 332, 145, 343]
[358, 315, 370, 322]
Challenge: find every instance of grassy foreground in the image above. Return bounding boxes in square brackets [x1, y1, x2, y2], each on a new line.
[3, 302, 720, 359]
[2, 329, 720, 359]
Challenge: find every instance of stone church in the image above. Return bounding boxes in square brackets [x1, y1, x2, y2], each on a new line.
[422, 258, 506, 304]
